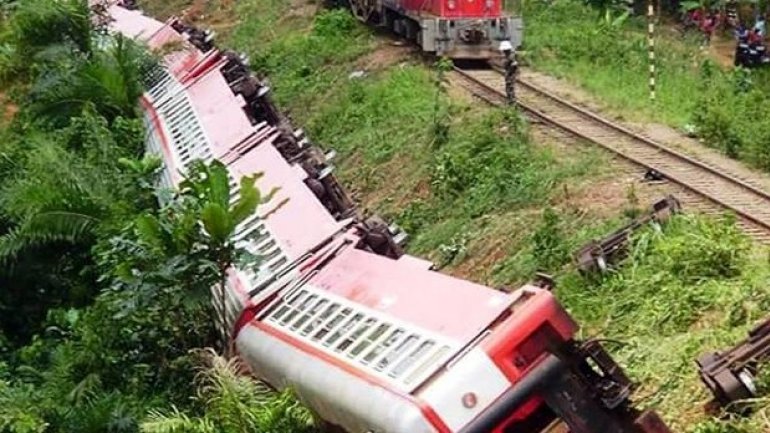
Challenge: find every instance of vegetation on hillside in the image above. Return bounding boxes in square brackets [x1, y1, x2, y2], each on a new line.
[201, 0, 770, 431]
[523, 0, 770, 172]
[0, 1, 314, 432]
[3, 0, 768, 432]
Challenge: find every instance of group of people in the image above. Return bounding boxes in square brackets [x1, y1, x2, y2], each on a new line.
[734, 17, 768, 67]
[685, 6, 768, 68]
[688, 8, 721, 45]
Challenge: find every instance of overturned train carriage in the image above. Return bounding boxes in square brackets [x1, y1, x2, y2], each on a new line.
[105, 3, 671, 432]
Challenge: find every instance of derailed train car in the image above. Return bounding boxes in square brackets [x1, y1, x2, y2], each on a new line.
[103, 3, 672, 432]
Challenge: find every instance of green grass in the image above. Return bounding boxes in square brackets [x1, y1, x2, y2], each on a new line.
[221, 0, 615, 281]
[554, 215, 770, 432]
[522, 0, 705, 126]
[523, 0, 770, 173]
[228, 2, 374, 112]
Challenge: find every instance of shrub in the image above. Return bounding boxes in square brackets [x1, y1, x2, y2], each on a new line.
[431, 110, 553, 216]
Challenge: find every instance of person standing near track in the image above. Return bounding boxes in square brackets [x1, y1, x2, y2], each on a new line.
[755, 15, 767, 37]
[500, 40, 517, 105]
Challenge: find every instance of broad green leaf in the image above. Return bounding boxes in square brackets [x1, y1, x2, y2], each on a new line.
[206, 160, 231, 208]
[230, 175, 261, 226]
[201, 203, 231, 243]
[135, 214, 163, 246]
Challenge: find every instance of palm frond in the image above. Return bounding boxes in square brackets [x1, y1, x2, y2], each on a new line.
[141, 408, 215, 433]
[0, 211, 99, 263]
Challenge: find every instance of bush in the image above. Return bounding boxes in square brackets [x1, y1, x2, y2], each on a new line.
[693, 65, 770, 171]
[312, 9, 357, 38]
[431, 110, 554, 216]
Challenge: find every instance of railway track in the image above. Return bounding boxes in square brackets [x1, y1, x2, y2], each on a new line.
[452, 66, 770, 243]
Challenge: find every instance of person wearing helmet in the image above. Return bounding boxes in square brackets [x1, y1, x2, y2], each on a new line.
[499, 40, 517, 105]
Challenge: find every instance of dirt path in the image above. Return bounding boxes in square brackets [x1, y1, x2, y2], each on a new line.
[1, 95, 17, 122]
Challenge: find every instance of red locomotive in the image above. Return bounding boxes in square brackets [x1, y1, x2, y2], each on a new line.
[105, 3, 670, 432]
[344, 0, 522, 58]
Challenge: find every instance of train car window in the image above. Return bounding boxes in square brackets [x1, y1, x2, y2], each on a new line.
[269, 289, 307, 322]
[291, 299, 328, 331]
[404, 345, 452, 386]
[312, 306, 350, 341]
[301, 302, 339, 336]
[324, 313, 364, 347]
[235, 222, 268, 244]
[349, 323, 390, 358]
[363, 329, 404, 365]
[228, 175, 240, 200]
[266, 256, 288, 273]
[257, 239, 278, 256]
[279, 291, 312, 325]
[233, 214, 261, 238]
[377, 334, 418, 372]
[337, 318, 377, 353]
[389, 340, 435, 379]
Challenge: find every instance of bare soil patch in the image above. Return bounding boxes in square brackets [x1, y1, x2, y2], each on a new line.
[1, 93, 17, 122]
[353, 39, 414, 71]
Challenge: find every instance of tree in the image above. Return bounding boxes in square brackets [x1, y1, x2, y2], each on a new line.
[179, 160, 275, 354]
[0, 109, 151, 343]
[0, 0, 94, 86]
[28, 34, 154, 127]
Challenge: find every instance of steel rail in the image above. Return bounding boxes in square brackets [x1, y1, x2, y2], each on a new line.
[451, 66, 770, 238]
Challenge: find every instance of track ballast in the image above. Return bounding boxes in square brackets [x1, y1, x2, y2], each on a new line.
[452, 66, 770, 243]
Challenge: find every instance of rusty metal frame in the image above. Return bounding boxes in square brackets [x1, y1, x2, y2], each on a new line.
[573, 195, 681, 274]
[698, 318, 770, 410]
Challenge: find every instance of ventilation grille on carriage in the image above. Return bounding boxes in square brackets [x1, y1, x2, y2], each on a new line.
[261, 285, 458, 392]
[141, 66, 289, 294]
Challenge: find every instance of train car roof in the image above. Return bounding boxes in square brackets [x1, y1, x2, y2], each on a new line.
[182, 64, 258, 154]
[105, 4, 165, 40]
[138, 33, 344, 294]
[227, 131, 346, 260]
[256, 245, 522, 392]
[312, 247, 515, 343]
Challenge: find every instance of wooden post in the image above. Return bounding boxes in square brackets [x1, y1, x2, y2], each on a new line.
[648, 0, 656, 101]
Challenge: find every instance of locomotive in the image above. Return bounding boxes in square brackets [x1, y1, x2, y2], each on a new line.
[342, 0, 523, 59]
[104, 2, 671, 432]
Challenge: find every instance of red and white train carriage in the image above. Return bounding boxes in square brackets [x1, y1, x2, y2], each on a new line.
[103, 3, 672, 432]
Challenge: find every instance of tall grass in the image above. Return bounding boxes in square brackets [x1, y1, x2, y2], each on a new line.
[556, 215, 770, 431]
[523, 0, 770, 174]
[228, 5, 373, 111]
[523, 0, 704, 126]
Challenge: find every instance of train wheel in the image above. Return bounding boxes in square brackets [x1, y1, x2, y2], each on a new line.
[350, 0, 375, 22]
[711, 368, 756, 408]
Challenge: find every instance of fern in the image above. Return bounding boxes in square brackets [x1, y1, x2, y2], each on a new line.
[142, 408, 215, 433]
[139, 350, 318, 433]
[0, 211, 99, 263]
